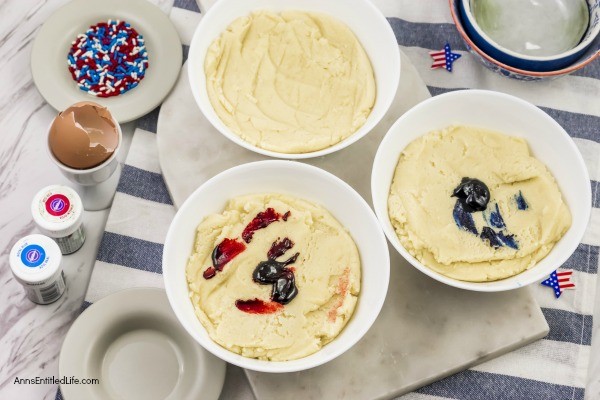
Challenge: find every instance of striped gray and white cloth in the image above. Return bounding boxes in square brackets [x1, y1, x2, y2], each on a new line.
[57, 0, 600, 399]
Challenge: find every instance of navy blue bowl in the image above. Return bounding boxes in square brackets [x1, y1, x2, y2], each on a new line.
[450, 0, 600, 80]
[458, 0, 600, 72]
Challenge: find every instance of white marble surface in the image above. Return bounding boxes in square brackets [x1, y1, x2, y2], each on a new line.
[0, 1, 599, 400]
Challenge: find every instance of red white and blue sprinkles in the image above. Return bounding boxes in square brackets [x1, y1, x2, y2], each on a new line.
[67, 20, 149, 98]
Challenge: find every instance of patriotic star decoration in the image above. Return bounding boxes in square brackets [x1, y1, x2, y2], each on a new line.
[541, 269, 575, 298]
[430, 43, 462, 72]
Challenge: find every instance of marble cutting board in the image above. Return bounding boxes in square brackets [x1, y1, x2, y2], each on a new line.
[155, 51, 549, 399]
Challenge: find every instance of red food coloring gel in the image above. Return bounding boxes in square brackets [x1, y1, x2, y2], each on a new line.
[242, 208, 286, 243]
[328, 268, 350, 322]
[252, 237, 299, 304]
[235, 298, 283, 314]
[267, 237, 294, 259]
[213, 238, 246, 270]
[203, 238, 246, 279]
[203, 266, 216, 279]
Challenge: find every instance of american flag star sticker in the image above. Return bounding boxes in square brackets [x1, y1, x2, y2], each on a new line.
[541, 269, 575, 298]
[430, 43, 462, 72]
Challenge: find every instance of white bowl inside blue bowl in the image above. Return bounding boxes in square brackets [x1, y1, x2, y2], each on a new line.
[459, 0, 600, 72]
[450, 0, 600, 80]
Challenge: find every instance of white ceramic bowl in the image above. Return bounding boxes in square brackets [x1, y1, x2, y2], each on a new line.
[163, 160, 390, 372]
[372, 90, 591, 292]
[187, 0, 400, 159]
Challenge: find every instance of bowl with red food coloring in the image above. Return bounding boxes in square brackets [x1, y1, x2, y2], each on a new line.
[163, 160, 390, 372]
[186, 0, 400, 159]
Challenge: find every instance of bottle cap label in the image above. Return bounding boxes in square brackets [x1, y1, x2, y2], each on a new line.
[45, 194, 70, 217]
[37, 189, 77, 224]
[21, 244, 46, 268]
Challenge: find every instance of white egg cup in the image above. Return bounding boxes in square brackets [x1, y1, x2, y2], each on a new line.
[47, 120, 123, 211]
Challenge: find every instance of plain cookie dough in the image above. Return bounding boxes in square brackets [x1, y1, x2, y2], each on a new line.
[187, 194, 361, 361]
[388, 125, 571, 282]
[204, 11, 376, 154]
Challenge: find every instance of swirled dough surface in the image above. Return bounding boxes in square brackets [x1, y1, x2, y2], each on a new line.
[204, 11, 376, 153]
[187, 194, 361, 361]
[388, 125, 571, 282]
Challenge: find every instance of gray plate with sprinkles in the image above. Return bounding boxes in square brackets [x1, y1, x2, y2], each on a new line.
[31, 0, 182, 123]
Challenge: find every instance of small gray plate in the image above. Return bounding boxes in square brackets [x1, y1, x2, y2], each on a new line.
[59, 288, 225, 400]
[31, 0, 182, 123]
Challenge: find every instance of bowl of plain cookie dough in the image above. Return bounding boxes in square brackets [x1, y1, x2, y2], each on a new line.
[187, 0, 400, 159]
[163, 160, 390, 372]
[371, 89, 591, 292]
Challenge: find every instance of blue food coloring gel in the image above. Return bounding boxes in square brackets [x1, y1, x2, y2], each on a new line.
[480, 227, 503, 248]
[452, 177, 490, 212]
[453, 200, 478, 235]
[480, 227, 519, 250]
[515, 191, 528, 210]
[488, 203, 506, 229]
[498, 231, 519, 250]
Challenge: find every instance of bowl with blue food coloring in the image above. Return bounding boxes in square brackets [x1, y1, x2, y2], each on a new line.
[458, 0, 600, 72]
[371, 90, 591, 292]
[449, 0, 600, 80]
